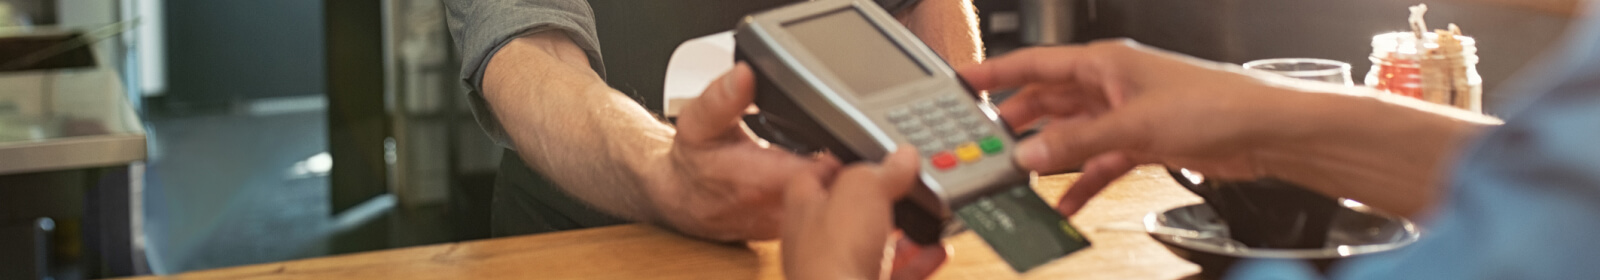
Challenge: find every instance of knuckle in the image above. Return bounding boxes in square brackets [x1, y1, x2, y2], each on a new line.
[1089, 38, 1137, 48]
[1009, 46, 1065, 64]
[1059, 133, 1090, 154]
[837, 165, 881, 184]
[1087, 39, 1140, 56]
[735, 183, 777, 205]
[697, 168, 722, 183]
[1123, 116, 1156, 151]
[1015, 46, 1054, 57]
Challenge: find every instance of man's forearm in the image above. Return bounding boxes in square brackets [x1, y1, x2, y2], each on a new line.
[482, 31, 675, 223]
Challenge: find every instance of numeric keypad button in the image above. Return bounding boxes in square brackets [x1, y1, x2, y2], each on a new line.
[979, 136, 1004, 155]
[957, 114, 986, 128]
[887, 108, 913, 122]
[935, 95, 963, 108]
[942, 133, 969, 148]
[930, 121, 960, 134]
[940, 107, 970, 120]
[954, 142, 983, 163]
[911, 101, 938, 115]
[905, 130, 934, 144]
[967, 124, 994, 139]
[930, 152, 959, 170]
[894, 119, 925, 134]
[917, 138, 947, 153]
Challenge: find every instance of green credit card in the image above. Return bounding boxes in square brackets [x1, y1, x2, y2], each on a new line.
[955, 185, 1090, 272]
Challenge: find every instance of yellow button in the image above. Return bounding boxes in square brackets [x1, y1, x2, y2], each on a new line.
[955, 142, 983, 163]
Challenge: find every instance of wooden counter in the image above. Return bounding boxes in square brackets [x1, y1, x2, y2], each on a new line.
[121, 166, 1201, 280]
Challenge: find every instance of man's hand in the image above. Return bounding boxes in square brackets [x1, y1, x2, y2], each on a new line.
[783, 147, 948, 280]
[652, 63, 842, 241]
[654, 0, 982, 241]
[485, 33, 836, 241]
[961, 40, 1490, 217]
[483, 0, 984, 242]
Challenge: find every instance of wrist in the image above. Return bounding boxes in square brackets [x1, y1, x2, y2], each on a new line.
[1251, 84, 1483, 216]
[585, 92, 681, 226]
[1250, 83, 1389, 176]
[1243, 78, 1366, 146]
[635, 143, 687, 225]
[638, 142, 729, 240]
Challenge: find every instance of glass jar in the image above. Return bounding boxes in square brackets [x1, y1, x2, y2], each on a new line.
[1364, 32, 1482, 112]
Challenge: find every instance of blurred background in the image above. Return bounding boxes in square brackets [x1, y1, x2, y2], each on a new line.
[0, 0, 1572, 279]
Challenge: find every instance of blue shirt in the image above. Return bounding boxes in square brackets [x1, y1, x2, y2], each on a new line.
[1233, 3, 1600, 279]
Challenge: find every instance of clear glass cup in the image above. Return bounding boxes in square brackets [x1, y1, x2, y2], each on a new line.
[1243, 58, 1354, 86]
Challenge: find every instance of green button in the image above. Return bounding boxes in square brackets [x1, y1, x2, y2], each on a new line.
[979, 136, 1004, 154]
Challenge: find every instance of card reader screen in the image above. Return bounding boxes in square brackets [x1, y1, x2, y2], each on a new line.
[784, 8, 929, 95]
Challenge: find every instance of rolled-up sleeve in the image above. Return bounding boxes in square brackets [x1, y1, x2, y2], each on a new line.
[444, 0, 605, 147]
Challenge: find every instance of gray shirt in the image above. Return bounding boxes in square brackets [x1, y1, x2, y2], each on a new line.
[445, 0, 918, 148]
[444, 0, 606, 148]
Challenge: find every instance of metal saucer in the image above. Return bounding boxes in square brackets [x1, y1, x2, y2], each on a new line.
[1144, 201, 1421, 279]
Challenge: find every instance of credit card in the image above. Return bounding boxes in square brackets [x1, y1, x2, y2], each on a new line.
[955, 185, 1090, 272]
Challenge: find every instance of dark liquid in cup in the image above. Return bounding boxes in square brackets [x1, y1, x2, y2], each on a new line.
[1198, 178, 1341, 249]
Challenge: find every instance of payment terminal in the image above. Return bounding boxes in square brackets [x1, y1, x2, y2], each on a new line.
[735, 0, 1088, 270]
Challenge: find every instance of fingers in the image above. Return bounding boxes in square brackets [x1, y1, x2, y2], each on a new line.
[677, 63, 757, 146]
[806, 153, 844, 184]
[784, 148, 916, 237]
[783, 173, 827, 240]
[995, 83, 1110, 132]
[780, 150, 922, 280]
[995, 85, 1062, 132]
[960, 40, 1150, 93]
[1013, 110, 1148, 174]
[889, 237, 949, 280]
[1056, 152, 1138, 216]
[833, 147, 922, 204]
[876, 147, 922, 199]
[959, 46, 1091, 92]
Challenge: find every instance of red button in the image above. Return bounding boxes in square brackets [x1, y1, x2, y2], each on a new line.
[931, 152, 959, 170]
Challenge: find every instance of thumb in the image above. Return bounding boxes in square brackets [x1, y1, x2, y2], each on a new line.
[1056, 152, 1138, 216]
[1013, 111, 1148, 174]
[830, 147, 921, 209]
[876, 147, 922, 200]
[676, 63, 756, 146]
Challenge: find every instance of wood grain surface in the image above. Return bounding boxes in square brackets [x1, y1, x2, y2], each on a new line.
[119, 165, 1201, 280]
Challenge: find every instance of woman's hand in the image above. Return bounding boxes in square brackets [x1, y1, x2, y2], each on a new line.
[962, 40, 1490, 217]
[962, 40, 1294, 215]
[782, 147, 949, 280]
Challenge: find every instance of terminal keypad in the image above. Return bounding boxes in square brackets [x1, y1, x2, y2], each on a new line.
[886, 96, 1006, 171]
